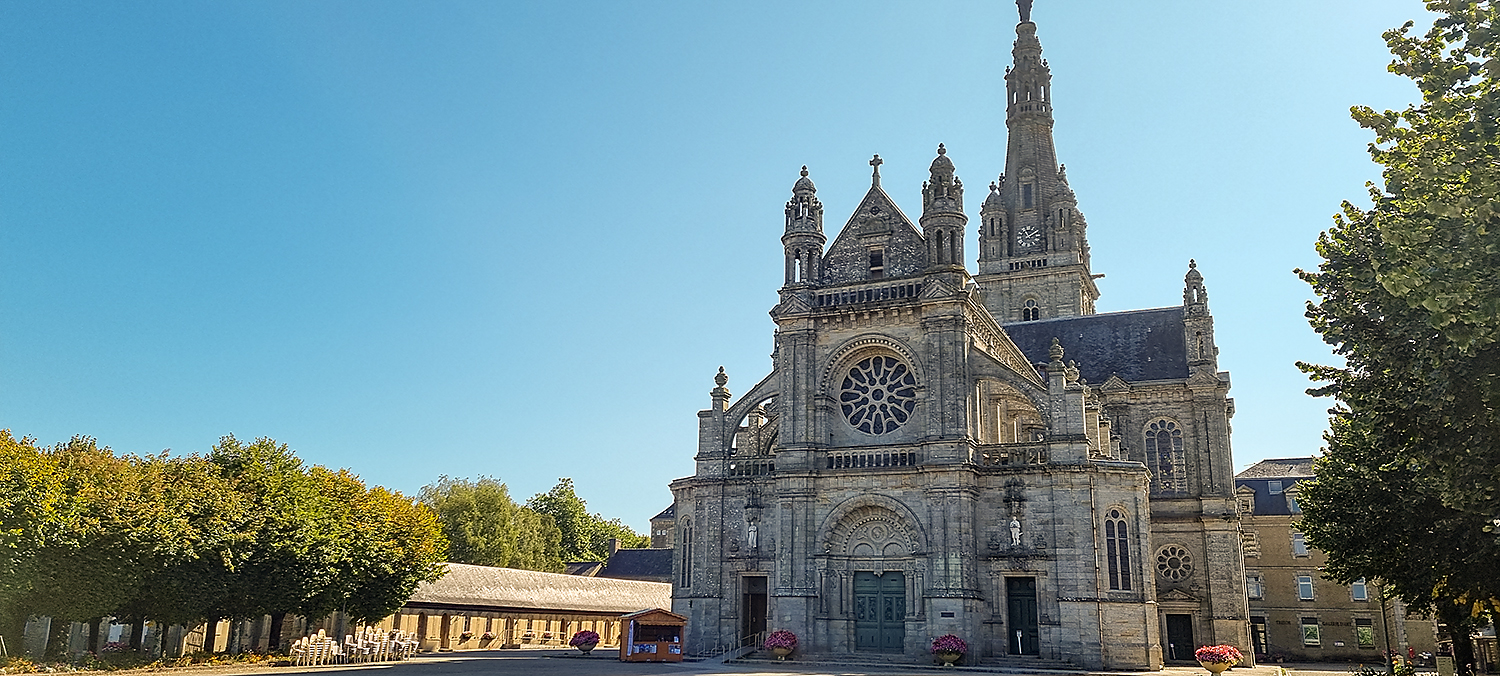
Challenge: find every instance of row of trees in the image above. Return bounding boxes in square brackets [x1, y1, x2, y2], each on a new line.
[0, 429, 654, 659]
[0, 431, 447, 656]
[1297, 3, 1500, 673]
[419, 476, 649, 572]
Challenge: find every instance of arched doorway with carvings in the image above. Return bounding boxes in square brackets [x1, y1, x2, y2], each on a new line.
[817, 496, 929, 655]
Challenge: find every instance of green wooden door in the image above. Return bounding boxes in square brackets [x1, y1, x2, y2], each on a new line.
[853, 572, 905, 653]
[1006, 577, 1039, 655]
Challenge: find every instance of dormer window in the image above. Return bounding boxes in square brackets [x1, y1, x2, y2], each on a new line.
[868, 249, 885, 279]
[1269, 480, 1284, 495]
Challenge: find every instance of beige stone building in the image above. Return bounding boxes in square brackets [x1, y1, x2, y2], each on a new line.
[668, 3, 1249, 669]
[1235, 459, 1436, 663]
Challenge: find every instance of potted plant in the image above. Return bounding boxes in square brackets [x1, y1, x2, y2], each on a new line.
[1195, 645, 1244, 673]
[764, 630, 798, 660]
[569, 630, 601, 655]
[459, 631, 474, 643]
[932, 634, 967, 667]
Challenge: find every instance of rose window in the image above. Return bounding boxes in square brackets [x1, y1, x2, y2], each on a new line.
[839, 355, 918, 435]
[1155, 544, 1193, 581]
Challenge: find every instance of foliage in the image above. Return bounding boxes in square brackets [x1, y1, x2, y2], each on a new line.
[1298, 3, 1500, 672]
[525, 478, 649, 562]
[420, 476, 563, 572]
[0, 430, 445, 656]
[763, 630, 797, 650]
[1299, 0, 1500, 521]
[1195, 645, 1244, 665]
[569, 630, 600, 646]
[930, 634, 966, 655]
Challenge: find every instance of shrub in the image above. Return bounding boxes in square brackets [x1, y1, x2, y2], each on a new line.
[1195, 645, 1244, 665]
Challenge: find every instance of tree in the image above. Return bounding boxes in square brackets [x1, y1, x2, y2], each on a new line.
[302, 467, 446, 625]
[526, 478, 648, 562]
[1302, 1, 1500, 519]
[1298, 417, 1499, 673]
[420, 477, 563, 572]
[1298, 3, 1500, 672]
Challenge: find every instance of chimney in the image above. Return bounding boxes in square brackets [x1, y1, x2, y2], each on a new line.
[608, 538, 621, 554]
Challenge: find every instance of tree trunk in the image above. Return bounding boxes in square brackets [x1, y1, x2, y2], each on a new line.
[87, 617, 102, 653]
[202, 618, 219, 655]
[1437, 600, 1478, 676]
[129, 618, 145, 653]
[45, 617, 70, 661]
[268, 613, 286, 653]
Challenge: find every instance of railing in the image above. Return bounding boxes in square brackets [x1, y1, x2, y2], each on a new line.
[814, 281, 923, 309]
[979, 443, 1048, 466]
[826, 450, 919, 469]
[698, 629, 765, 662]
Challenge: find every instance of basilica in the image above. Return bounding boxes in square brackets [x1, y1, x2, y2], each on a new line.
[668, 4, 1250, 669]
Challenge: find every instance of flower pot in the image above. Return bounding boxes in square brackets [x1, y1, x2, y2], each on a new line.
[576, 641, 598, 655]
[772, 647, 792, 660]
[938, 651, 962, 666]
[1200, 661, 1233, 674]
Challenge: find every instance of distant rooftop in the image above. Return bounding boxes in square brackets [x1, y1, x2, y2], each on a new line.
[406, 562, 670, 614]
[651, 504, 675, 520]
[598, 548, 673, 583]
[1235, 457, 1316, 479]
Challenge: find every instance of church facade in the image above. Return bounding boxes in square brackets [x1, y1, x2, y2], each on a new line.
[668, 6, 1250, 669]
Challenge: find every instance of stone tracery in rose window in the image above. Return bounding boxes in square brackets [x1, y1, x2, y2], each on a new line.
[1155, 544, 1193, 582]
[839, 355, 918, 435]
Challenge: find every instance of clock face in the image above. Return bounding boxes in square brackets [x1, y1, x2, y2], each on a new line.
[1016, 224, 1042, 250]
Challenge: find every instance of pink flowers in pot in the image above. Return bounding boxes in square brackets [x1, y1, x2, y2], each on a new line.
[763, 630, 798, 651]
[569, 630, 600, 647]
[931, 634, 968, 655]
[1195, 645, 1244, 665]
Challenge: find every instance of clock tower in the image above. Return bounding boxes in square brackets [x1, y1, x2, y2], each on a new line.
[974, 12, 1098, 323]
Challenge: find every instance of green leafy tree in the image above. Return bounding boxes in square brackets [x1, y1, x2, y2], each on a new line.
[1302, 0, 1500, 519]
[303, 467, 446, 624]
[421, 476, 563, 572]
[0, 431, 63, 646]
[1298, 3, 1500, 672]
[526, 478, 648, 562]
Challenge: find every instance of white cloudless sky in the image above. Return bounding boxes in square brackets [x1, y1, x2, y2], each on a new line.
[0, 0, 1438, 529]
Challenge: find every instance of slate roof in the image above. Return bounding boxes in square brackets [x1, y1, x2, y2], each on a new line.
[1235, 457, 1316, 479]
[564, 561, 604, 577]
[598, 548, 674, 583]
[651, 505, 675, 521]
[405, 562, 671, 614]
[1001, 307, 1189, 384]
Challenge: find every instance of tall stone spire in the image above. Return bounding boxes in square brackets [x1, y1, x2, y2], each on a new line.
[974, 3, 1099, 323]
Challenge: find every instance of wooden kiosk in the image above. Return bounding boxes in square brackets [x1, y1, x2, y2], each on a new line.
[617, 608, 686, 662]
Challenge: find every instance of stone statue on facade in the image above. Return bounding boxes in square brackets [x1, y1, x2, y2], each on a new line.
[1017, 0, 1033, 22]
[747, 522, 758, 550]
[1010, 517, 1023, 545]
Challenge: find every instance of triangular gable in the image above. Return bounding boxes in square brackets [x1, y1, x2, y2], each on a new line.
[1159, 588, 1198, 602]
[620, 608, 687, 623]
[820, 185, 928, 285]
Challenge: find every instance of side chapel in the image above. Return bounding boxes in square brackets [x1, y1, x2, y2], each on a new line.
[668, 2, 1250, 668]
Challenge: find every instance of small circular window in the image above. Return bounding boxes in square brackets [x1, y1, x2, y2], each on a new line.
[1155, 544, 1193, 581]
[839, 355, 918, 435]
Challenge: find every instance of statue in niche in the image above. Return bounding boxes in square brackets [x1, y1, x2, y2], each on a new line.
[747, 522, 758, 550]
[1010, 517, 1023, 546]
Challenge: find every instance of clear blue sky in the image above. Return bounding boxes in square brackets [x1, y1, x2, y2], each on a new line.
[1, 1, 1437, 530]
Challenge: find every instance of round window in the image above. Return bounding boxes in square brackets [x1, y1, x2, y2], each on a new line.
[839, 355, 918, 435]
[1155, 544, 1194, 581]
